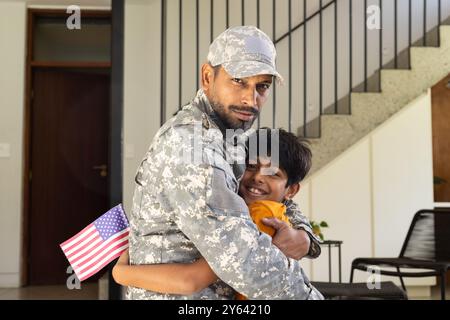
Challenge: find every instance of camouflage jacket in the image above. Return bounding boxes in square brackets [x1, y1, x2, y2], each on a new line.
[126, 89, 323, 300]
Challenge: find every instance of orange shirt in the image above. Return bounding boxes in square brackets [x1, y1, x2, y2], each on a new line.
[235, 200, 291, 300]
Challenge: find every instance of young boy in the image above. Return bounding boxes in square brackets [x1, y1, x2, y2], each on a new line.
[113, 128, 323, 299]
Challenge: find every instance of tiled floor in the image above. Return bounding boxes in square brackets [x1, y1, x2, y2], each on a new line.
[0, 283, 448, 300]
[424, 284, 450, 300]
[0, 283, 98, 300]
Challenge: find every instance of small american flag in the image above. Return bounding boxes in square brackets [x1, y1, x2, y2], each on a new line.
[60, 204, 130, 282]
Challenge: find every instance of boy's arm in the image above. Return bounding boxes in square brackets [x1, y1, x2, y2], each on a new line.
[170, 165, 314, 299]
[283, 199, 322, 259]
[112, 249, 218, 295]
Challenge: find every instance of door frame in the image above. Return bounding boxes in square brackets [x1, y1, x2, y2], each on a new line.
[431, 73, 450, 203]
[21, 8, 113, 286]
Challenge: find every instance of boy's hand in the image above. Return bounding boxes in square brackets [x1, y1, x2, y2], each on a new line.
[262, 218, 311, 260]
[117, 249, 130, 266]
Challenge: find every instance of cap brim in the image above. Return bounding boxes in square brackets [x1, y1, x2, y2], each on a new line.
[222, 61, 284, 85]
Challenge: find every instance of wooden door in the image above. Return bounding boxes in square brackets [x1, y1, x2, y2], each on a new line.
[29, 68, 110, 285]
[432, 74, 450, 203]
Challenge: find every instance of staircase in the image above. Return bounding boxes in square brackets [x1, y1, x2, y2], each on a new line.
[309, 25, 450, 174]
[160, 0, 450, 174]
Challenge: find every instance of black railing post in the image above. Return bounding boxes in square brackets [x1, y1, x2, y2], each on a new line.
[257, 0, 261, 128]
[178, 0, 182, 109]
[196, 0, 199, 91]
[409, 0, 411, 68]
[319, 0, 323, 137]
[257, 0, 260, 28]
[242, 0, 245, 25]
[349, 0, 353, 110]
[438, 0, 441, 24]
[364, 0, 367, 91]
[304, 0, 307, 136]
[272, 0, 276, 129]
[409, 0, 412, 45]
[423, 0, 427, 46]
[226, 0, 230, 29]
[334, 0, 338, 113]
[288, 0, 292, 133]
[160, 0, 167, 126]
[320, 0, 323, 115]
[394, 0, 398, 68]
[210, 0, 214, 43]
[380, 0, 383, 71]
[438, 0, 442, 47]
[380, 0, 383, 85]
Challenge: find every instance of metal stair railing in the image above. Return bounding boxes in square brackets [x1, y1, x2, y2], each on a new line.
[158, 0, 450, 138]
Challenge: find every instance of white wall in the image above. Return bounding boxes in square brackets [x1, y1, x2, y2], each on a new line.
[0, 0, 111, 288]
[310, 139, 373, 283]
[0, 0, 27, 288]
[123, 0, 163, 214]
[294, 91, 435, 289]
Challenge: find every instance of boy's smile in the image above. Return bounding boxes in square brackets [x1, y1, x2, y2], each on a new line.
[238, 158, 300, 206]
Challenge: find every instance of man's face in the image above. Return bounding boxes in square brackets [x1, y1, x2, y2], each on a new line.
[238, 157, 299, 206]
[202, 65, 273, 130]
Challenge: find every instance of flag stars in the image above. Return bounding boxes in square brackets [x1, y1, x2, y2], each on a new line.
[94, 205, 129, 240]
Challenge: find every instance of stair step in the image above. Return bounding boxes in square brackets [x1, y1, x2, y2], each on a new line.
[380, 69, 414, 93]
[308, 25, 450, 175]
[439, 25, 450, 48]
[349, 93, 391, 134]
[410, 46, 447, 71]
[380, 68, 431, 112]
[319, 114, 354, 139]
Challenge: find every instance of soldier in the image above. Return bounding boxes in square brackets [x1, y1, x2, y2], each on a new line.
[127, 26, 322, 300]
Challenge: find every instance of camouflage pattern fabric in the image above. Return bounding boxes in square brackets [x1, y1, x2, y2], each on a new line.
[126, 89, 323, 300]
[207, 26, 284, 84]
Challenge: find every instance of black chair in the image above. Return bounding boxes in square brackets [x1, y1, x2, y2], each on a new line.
[350, 209, 450, 300]
[312, 281, 407, 300]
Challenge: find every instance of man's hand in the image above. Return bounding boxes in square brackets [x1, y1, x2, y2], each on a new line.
[261, 218, 311, 260]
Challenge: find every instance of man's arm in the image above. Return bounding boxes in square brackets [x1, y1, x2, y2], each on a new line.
[283, 199, 322, 259]
[159, 160, 314, 300]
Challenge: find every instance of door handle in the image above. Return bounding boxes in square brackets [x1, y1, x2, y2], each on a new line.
[92, 164, 108, 177]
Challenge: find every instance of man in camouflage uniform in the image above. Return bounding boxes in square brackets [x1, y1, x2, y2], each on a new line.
[126, 26, 323, 300]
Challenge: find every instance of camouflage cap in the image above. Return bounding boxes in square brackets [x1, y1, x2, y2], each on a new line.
[207, 26, 284, 84]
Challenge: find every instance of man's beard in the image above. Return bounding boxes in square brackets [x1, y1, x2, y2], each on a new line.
[210, 100, 259, 131]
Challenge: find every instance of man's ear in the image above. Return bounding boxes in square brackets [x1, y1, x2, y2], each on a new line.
[285, 183, 300, 200]
[201, 63, 215, 93]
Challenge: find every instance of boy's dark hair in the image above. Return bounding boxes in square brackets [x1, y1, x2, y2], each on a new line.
[246, 128, 312, 187]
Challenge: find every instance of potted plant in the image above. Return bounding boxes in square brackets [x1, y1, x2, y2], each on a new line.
[310, 220, 329, 241]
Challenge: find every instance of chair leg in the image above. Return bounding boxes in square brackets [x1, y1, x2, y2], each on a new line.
[396, 267, 407, 292]
[350, 266, 354, 283]
[441, 271, 446, 301]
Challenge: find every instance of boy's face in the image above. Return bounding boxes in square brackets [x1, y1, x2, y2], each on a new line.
[238, 157, 300, 205]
